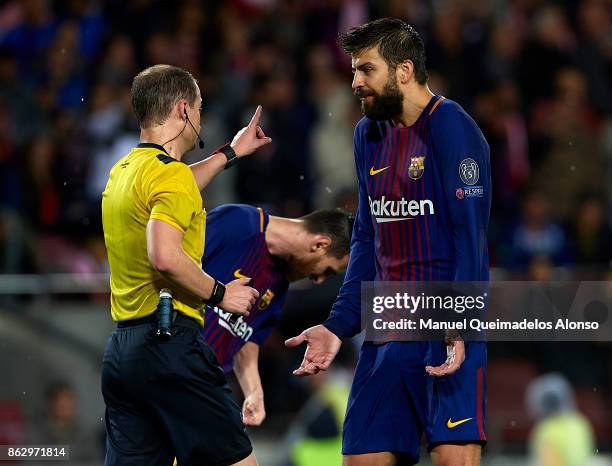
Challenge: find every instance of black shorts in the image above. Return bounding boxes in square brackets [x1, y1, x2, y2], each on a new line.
[101, 312, 252, 466]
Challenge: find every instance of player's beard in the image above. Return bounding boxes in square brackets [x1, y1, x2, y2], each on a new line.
[360, 74, 404, 121]
[284, 257, 306, 282]
[279, 255, 312, 283]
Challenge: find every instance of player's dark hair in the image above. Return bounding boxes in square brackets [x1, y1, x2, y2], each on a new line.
[131, 64, 198, 128]
[300, 208, 354, 259]
[339, 18, 428, 84]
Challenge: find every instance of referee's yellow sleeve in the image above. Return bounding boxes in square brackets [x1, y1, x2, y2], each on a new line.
[148, 164, 197, 234]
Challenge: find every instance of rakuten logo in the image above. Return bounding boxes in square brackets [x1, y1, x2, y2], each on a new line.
[212, 306, 253, 341]
[368, 196, 435, 223]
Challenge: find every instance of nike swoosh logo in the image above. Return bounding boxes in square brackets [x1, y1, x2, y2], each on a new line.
[234, 269, 251, 280]
[447, 418, 472, 429]
[369, 165, 390, 176]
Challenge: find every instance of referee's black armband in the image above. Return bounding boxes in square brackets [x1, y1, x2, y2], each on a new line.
[211, 143, 238, 170]
[206, 279, 226, 306]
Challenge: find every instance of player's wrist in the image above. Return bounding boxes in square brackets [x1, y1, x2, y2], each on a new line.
[322, 319, 347, 340]
[246, 388, 264, 399]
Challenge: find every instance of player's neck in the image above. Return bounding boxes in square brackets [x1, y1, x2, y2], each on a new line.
[265, 216, 305, 259]
[391, 84, 435, 128]
[139, 127, 185, 161]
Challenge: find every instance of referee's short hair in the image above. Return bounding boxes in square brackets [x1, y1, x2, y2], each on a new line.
[131, 64, 198, 129]
[300, 208, 354, 259]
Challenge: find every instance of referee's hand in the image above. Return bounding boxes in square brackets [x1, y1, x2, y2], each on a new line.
[220, 278, 259, 316]
[230, 105, 272, 157]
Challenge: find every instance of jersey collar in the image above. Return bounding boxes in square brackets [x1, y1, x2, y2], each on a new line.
[137, 142, 169, 155]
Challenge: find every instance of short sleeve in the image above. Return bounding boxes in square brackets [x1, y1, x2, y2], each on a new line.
[148, 163, 198, 233]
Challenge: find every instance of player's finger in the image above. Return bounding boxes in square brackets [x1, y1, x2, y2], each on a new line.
[285, 333, 306, 347]
[425, 361, 459, 376]
[313, 362, 329, 372]
[303, 361, 324, 373]
[247, 105, 262, 128]
[256, 126, 265, 138]
[292, 357, 315, 375]
[293, 364, 319, 376]
[235, 304, 250, 316]
[425, 364, 447, 376]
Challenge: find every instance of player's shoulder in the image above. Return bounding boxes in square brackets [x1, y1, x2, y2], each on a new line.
[430, 97, 470, 125]
[430, 97, 487, 146]
[431, 98, 481, 132]
[207, 204, 266, 237]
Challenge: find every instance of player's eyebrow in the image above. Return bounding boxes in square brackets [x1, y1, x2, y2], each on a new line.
[352, 62, 375, 72]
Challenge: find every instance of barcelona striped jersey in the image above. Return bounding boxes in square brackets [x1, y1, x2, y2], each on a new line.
[201, 204, 289, 372]
[324, 95, 491, 337]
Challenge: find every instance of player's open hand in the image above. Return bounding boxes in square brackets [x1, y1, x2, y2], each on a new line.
[425, 339, 466, 377]
[219, 278, 259, 316]
[242, 390, 266, 426]
[230, 105, 272, 157]
[285, 325, 341, 376]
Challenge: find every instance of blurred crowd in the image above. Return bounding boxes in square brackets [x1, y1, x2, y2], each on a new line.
[0, 0, 610, 277]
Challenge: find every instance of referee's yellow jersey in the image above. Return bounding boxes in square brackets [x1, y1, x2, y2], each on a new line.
[102, 142, 206, 325]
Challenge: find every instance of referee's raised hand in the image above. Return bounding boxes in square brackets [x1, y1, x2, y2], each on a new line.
[230, 105, 272, 157]
[219, 278, 260, 316]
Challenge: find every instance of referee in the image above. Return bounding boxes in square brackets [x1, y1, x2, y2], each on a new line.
[101, 65, 270, 466]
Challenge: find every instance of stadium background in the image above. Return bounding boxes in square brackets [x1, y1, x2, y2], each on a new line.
[0, 0, 611, 464]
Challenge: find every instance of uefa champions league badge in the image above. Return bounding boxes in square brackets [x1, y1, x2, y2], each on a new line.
[456, 186, 483, 199]
[459, 158, 479, 185]
[408, 156, 425, 180]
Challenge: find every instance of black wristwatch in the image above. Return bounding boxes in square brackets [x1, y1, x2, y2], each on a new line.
[219, 144, 238, 169]
[207, 279, 226, 306]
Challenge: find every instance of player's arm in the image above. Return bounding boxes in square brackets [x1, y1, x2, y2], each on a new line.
[147, 219, 258, 315]
[323, 128, 376, 338]
[426, 106, 491, 376]
[286, 128, 376, 375]
[234, 342, 265, 426]
[322, 171, 376, 338]
[234, 297, 285, 424]
[189, 105, 272, 191]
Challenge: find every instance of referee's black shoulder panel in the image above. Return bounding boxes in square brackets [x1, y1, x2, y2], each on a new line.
[156, 154, 177, 164]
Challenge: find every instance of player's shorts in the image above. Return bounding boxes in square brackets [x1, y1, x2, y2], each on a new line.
[425, 341, 487, 450]
[342, 342, 428, 465]
[102, 312, 252, 466]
